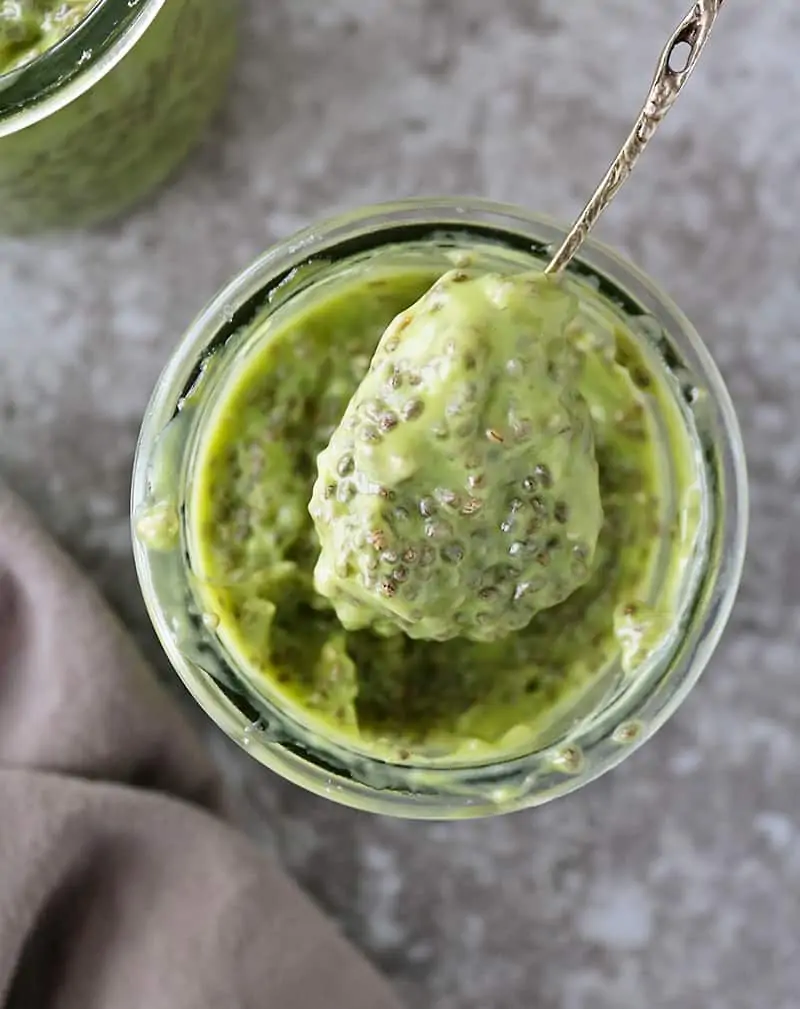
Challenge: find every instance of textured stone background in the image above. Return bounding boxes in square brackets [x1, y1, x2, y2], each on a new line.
[2, 2, 799, 1007]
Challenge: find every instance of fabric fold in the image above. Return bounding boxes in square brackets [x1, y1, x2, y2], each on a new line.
[0, 486, 403, 1009]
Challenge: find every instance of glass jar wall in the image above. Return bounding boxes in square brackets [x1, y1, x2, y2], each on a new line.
[131, 199, 747, 819]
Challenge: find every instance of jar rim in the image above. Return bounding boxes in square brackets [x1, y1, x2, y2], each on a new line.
[132, 198, 749, 819]
[0, 0, 164, 133]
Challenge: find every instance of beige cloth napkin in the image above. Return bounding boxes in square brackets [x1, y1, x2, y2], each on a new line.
[0, 486, 403, 1009]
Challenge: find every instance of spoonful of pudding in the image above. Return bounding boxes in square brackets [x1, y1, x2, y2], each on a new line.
[309, 0, 725, 644]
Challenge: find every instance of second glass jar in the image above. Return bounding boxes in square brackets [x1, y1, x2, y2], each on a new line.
[0, 0, 236, 233]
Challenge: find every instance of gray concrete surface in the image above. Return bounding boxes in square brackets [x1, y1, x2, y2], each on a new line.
[2, 2, 799, 1007]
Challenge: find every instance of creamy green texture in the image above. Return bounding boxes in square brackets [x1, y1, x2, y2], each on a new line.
[310, 270, 603, 642]
[0, 1, 96, 74]
[188, 247, 699, 758]
[0, 0, 235, 233]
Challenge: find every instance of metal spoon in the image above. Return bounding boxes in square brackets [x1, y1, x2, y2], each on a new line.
[545, 0, 725, 276]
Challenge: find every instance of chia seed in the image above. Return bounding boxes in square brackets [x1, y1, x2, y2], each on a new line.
[435, 488, 460, 510]
[425, 519, 453, 540]
[419, 497, 437, 518]
[360, 424, 382, 444]
[367, 529, 388, 550]
[364, 398, 387, 420]
[419, 546, 436, 566]
[441, 542, 465, 565]
[535, 464, 553, 488]
[402, 399, 425, 422]
[337, 454, 355, 477]
[336, 482, 356, 503]
[531, 495, 547, 517]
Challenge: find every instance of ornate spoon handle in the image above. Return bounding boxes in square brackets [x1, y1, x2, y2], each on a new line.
[545, 0, 725, 276]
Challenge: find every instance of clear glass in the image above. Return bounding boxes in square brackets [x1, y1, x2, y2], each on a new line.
[0, 0, 236, 233]
[131, 199, 748, 820]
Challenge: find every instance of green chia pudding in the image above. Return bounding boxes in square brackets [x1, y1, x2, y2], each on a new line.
[0, 2, 97, 74]
[183, 241, 701, 760]
[310, 271, 604, 643]
[0, 0, 236, 232]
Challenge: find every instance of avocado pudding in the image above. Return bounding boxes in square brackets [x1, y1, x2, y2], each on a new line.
[178, 237, 703, 763]
[310, 271, 605, 644]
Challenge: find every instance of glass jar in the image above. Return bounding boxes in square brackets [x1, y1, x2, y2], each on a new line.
[131, 199, 748, 819]
[0, 0, 236, 233]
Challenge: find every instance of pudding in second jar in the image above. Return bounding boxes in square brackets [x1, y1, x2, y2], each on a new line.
[0, 1, 97, 74]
